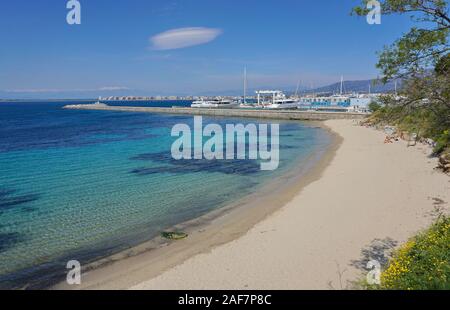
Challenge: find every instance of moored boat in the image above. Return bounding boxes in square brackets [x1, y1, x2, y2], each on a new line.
[191, 97, 239, 109]
[255, 90, 300, 109]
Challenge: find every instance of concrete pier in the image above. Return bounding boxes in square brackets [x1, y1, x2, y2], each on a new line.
[63, 104, 367, 121]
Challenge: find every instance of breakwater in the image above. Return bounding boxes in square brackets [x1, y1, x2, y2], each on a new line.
[63, 104, 367, 121]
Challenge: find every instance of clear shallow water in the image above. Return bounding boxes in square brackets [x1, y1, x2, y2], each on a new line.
[0, 101, 332, 288]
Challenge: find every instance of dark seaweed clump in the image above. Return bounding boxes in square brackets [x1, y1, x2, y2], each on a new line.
[0, 232, 26, 253]
[0, 189, 39, 213]
[130, 152, 261, 176]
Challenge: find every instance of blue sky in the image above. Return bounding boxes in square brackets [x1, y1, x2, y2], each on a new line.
[0, 0, 414, 98]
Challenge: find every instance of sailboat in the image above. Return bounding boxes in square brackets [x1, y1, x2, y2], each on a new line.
[239, 67, 255, 108]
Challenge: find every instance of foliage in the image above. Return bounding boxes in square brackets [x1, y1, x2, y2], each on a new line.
[380, 217, 449, 290]
[368, 101, 382, 112]
[434, 129, 450, 154]
[353, 1, 450, 154]
[369, 96, 449, 154]
[352, 0, 450, 82]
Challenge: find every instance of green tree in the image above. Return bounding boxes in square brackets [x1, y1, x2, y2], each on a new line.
[353, 0, 449, 82]
[353, 1, 450, 154]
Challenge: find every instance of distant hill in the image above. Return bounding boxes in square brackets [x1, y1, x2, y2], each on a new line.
[306, 79, 401, 95]
[197, 79, 401, 97]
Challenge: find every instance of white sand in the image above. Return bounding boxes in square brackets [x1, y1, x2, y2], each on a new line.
[131, 119, 449, 290]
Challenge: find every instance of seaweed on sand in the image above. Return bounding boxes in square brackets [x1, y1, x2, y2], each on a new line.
[161, 231, 188, 240]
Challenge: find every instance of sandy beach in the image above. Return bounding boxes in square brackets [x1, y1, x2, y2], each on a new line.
[55, 119, 449, 290]
[130, 119, 449, 290]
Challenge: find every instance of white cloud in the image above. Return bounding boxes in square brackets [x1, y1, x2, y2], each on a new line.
[150, 27, 222, 50]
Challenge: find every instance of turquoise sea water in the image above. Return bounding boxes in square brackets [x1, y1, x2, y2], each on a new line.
[0, 101, 332, 288]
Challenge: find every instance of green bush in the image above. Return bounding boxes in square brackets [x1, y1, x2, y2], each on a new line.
[380, 217, 450, 290]
[434, 130, 450, 155]
[370, 104, 450, 155]
[368, 102, 381, 112]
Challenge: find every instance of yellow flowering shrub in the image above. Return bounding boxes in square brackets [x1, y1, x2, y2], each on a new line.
[380, 217, 449, 290]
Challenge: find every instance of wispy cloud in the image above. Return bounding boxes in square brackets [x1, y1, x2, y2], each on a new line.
[150, 27, 223, 50]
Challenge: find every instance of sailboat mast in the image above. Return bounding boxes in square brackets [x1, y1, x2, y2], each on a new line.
[340, 76, 344, 95]
[295, 80, 300, 97]
[243, 67, 247, 104]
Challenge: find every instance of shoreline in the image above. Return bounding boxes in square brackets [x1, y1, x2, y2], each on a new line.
[129, 119, 448, 290]
[53, 119, 449, 290]
[52, 122, 341, 290]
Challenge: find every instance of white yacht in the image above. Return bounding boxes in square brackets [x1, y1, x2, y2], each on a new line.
[255, 90, 299, 109]
[191, 97, 239, 109]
